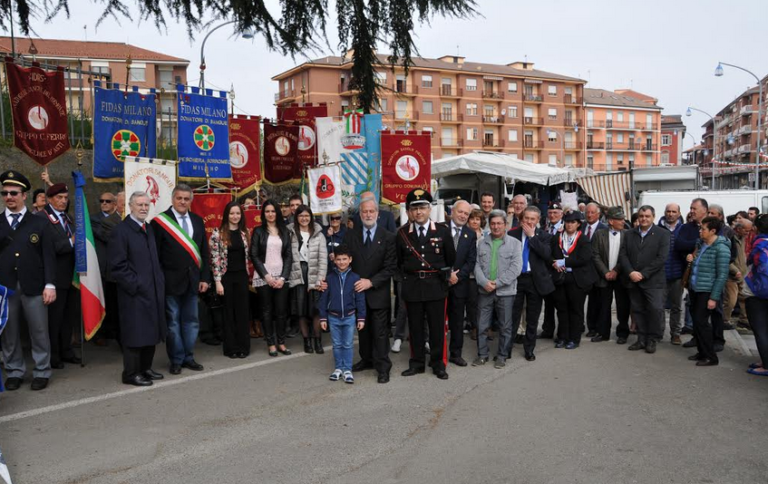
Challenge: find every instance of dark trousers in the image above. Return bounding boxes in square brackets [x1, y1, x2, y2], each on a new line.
[122, 345, 156, 380]
[447, 288, 468, 358]
[552, 276, 588, 343]
[511, 274, 544, 355]
[101, 281, 121, 341]
[690, 291, 718, 362]
[629, 286, 665, 343]
[222, 270, 251, 356]
[598, 281, 631, 339]
[711, 299, 726, 346]
[358, 306, 392, 374]
[541, 294, 558, 336]
[48, 287, 79, 364]
[406, 299, 447, 372]
[466, 279, 478, 330]
[746, 297, 768, 366]
[258, 285, 289, 346]
[586, 286, 601, 332]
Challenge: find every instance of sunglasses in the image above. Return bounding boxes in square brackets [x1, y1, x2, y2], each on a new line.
[1, 190, 21, 197]
[100, 199, 115, 203]
[330, 216, 342, 221]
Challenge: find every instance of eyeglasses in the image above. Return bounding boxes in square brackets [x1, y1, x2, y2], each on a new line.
[1, 190, 21, 197]
[100, 199, 115, 204]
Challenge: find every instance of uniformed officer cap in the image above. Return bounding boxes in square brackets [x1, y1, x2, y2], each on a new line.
[563, 210, 584, 222]
[406, 188, 432, 209]
[0, 170, 31, 191]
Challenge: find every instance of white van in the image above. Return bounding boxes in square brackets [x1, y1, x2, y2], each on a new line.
[638, 190, 768, 219]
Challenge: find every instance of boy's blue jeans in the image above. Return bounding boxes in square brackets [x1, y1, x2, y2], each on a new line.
[329, 315, 355, 372]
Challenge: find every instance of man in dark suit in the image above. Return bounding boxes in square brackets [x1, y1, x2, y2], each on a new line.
[508, 206, 554, 360]
[344, 196, 397, 383]
[444, 200, 477, 367]
[0, 170, 57, 391]
[351, 191, 397, 233]
[38, 182, 81, 368]
[539, 202, 564, 338]
[396, 189, 456, 380]
[619, 205, 671, 354]
[151, 184, 210, 375]
[583, 202, 607, 338]
[591, 207, 630, 344]
[110, 191, 166, 386]
[91, 191, 122, 343]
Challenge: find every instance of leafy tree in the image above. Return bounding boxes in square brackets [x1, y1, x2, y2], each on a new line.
[0, 0, 477, 113]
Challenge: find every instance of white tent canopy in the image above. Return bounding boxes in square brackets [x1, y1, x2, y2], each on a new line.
[431, 151, 576, 186]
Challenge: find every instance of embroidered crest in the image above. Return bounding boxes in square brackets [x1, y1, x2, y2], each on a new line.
[29, 233, 39, 243]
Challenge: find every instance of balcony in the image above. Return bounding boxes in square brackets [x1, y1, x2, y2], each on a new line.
[523, 140, 544, 149]
[482, 90, 504, 100]
[440, 137, 463, 148]
[482, 139, 502, 149]
[523, 117, 543, 126]
[524, 94, 544, 103]
[564, 142, 583, 150]
[564, 95, 582, 105]
[274, 89, 296, 101]
[440, 86, 463, 98]
[338, 82, 358, 95]
[440, 112, 463, 124]
[741, 105, 755, 115]
[482, 115, 504, 125]
[564, 119, 582, 128]
[586, 120, 605, 129]
[394, 84, 418, 96]
[586, 141, 605, 150]
[394, 111, 420, 121]
[739, 144, 753, 153]
[641, 143, 658, 151]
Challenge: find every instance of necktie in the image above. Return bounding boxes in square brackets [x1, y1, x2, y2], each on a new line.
[60, 213, 72, 239]
[181, 215, 190, 236]
[522, 236, 530, 273]
[419, 226, 426, 242]
[142, 223, 147, 233]
[10, 213, 20, 230]
[365, 229, 372, 247]
[453, 226, 460, 249]
[587, 225, 592, 239]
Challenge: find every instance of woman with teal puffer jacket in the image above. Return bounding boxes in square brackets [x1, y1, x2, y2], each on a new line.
[687, 216, 731, 367]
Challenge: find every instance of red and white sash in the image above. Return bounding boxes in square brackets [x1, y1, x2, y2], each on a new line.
[153, 212, 202, 268]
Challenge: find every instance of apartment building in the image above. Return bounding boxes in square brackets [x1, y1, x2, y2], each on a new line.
[583, 88, 663, 172]
[272, 53, 587, 167]
[661, 115, 687, 165]
[0, 37, 189, 141]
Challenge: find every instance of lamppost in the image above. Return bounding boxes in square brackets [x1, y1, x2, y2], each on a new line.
[715, 62, 764, 190]
[199, 21, 254, 89]
[687, 106, 717, 190]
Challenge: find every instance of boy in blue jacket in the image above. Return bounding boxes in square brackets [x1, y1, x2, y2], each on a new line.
[318, 245, 366, 383]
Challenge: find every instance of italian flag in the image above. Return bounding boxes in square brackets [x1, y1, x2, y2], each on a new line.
[72, 171, 106, 341]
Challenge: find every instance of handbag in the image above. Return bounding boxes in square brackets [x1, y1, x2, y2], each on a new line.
[682, 249, 697, 289]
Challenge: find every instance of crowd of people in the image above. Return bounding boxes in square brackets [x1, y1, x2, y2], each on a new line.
[2, 167, 768, 392]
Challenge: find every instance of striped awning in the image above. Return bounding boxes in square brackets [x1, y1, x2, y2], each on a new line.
[577, 172, 632, 216]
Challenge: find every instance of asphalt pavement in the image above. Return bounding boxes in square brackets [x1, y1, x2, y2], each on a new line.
[1, 329, 768, 484]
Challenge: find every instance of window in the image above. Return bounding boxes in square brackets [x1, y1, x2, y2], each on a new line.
[484, 105, 494, 116]
[423, 100, 433, 114]
[341, 99, 350, 108]
[617, 154, 624, 165]
[421, 75, 433, 88]
[549, 154, 558, 165]
[662, 134, 672, 146]
[508, 105, 518, 118]
[548, 131, 557, 142]
[548, 85, 557, 96]
[548, 108, 557, 120]
[617, 112, 624, 122]
[466, 128, 478, 141]
[158, 69, 173, 88]
[508, 129, 518, 142]
[565, 154, 573, 166]
[606, 154, 613, 169]
[646, 154, 652, 167]
[466, 103, 478, 116]
[629, 154, 635, 166]
[129, 66, 146, 82]
[525, 154, 534, 162]
[565, 87, 573, 95]
[466, 78, 477, 91]
[291, 78, 295, 90]
[617, 133, 624, 143]
[587, 155, 594, 169]
[375, 71, 387, 84]
[379, 99, 388, 112]
[606, 111, 613, 120]
[508, 81, 518, 93]
[396, 100, 407, 118]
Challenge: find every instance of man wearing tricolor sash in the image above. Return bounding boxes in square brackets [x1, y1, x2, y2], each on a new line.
[151, 184, 210, 375]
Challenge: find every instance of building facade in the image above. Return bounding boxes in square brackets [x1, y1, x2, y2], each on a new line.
[661, 115, 686, 165]
[583, 88, 663, 173]
[272, 53, 587, 167]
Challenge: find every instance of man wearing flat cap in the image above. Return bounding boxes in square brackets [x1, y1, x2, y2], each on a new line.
[396, 188, 456, 380]
[37, 182, 81, 368]
[0, 170, 57, 391]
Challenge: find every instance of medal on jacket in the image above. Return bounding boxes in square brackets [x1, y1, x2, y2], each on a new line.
[559, 231, 581, 257]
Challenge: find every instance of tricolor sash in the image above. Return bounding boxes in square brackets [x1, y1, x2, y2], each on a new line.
[559, 230, 581, 257]
[154, 213, 202, 269]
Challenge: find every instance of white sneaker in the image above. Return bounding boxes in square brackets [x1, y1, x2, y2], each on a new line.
[329, 369, 342, 381]
[343, 371, 354, 384]
[391, 339, 402, 353]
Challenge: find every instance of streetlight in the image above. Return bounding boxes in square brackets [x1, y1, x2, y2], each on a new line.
[687, 106, 717, 190]
[199, 21, 255, 89]
[715, 61, 764, 190]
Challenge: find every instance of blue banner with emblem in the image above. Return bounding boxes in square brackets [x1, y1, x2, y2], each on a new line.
[92, 82, 157, 181]
[176, 86, 231, 180]
[339, 113, 382, 207]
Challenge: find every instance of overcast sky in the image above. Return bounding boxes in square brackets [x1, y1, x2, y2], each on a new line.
[21, 0, 768, 143]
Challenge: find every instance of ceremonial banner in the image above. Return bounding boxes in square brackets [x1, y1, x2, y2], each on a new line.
[191, 192, 232, 240]
[93, 83, 157, 181]
[244, 206, 262, 231]
[227, 115, 262, 192]
[278, 103, 328, 175]
[177, 86, 230, 180]
[123, 156, 177, 221]
[308, 164, 342, 215]
[71, 171, 106, 341]
[263, 123, 300, 185]
[381, 131, 431, 204]
[4, 58, 70, 165]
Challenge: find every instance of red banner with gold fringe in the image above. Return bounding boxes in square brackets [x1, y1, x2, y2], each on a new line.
[381, 131, 431, 204]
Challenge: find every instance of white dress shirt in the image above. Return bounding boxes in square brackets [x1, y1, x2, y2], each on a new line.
[608, 230, 621, 270]
[172, 207, 194, 238]
[5, 206, 27, 226]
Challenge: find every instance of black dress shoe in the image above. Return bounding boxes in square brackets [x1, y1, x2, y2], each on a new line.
[143, 369, 164, 380]
[714, 343, 724, 352]
[237, 352, 248, 358]
[352, 360, 373, 372]
[616, 337, 628, 345]
[449, 356, 468, 367]
[31, 377, 49, 391]
[377, 373, 390, 384]
[514, 334, 524, 344]
[645, 340, 657, 354]
[182, 360, 204, 371]
[4, 377, 22, 391]
[433, 369, 449, 380]
[696, 359, 719, 367]
[628, 341, 646, 351]
[169, 364, 182, 375]
[51, 361, 65, 369]
[122, 374, 153, 386]
[682, 339, 697, 348]
[586, 331, 598, 338]
[688, 353, 704, 361]
[524, 353, 536, 362]
[278, 347, 292, 355]
[401, 367, 425, 377]
[538, 332, 554, 339]
[62, 355, 82, 364]
[591, 335, 609, 342]
[681, 326, 693, 335]
[202, 338, 222, 346]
